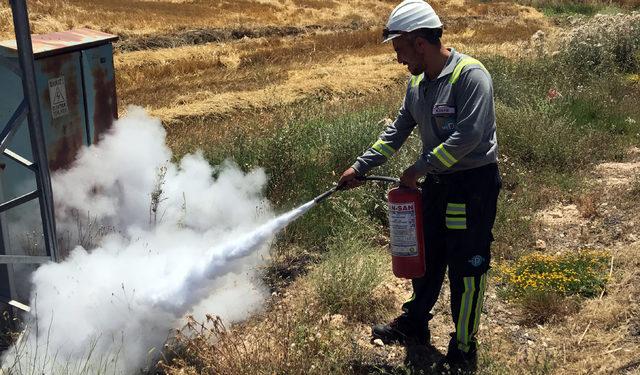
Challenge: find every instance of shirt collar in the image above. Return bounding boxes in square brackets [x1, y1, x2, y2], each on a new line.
[434, 48, 458, 81]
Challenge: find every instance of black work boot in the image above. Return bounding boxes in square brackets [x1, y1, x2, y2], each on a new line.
[371, 313, 430, 345]
[443, 335, 478, 374]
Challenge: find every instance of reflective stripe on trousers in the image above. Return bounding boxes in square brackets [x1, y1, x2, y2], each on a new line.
[455, 273, 487, 352]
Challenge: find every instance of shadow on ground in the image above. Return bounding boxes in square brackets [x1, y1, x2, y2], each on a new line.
[351, 344, 448, 374]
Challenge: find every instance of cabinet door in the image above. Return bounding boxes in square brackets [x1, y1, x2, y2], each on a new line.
[36, 50, 89, 171]
[81, 44, 117, 145]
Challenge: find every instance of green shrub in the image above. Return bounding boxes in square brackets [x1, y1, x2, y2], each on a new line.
[542, 2, 600, 16]
[562, 12, 640, 74]
[495, 250, 610, 323]
[493, 190, 535, 259]
[311, 236, 393, 323]
[497, 250, 610, 297]
[162, 311, 357, 374]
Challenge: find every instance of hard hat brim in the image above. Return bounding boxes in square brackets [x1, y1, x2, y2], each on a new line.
[382, 33, 402, 43]
[382, 28, 406, 43]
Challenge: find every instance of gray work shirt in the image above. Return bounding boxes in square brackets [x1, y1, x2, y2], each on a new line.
[352, 49, 498, 176]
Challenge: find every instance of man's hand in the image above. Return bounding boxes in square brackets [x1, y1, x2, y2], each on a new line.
[338, 167, 365, 190]
[400, 165, 421, 189]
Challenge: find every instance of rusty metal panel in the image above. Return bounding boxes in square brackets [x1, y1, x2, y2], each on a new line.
[0, 51, 89, 200]
[81, 44, 117, 144]
[0, 29, 117, 286]
[0, 27, 119, 241]
[36, 51, 89, 170]
[0, 28, 118, 59]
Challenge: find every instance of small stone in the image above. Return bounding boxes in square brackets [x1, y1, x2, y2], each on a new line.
[373, 339, 384, 347]
[329, 314, 345, 327]
[535, 239, 547, 250]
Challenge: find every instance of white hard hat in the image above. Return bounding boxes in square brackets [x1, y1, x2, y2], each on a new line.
[383, 0, 443, 42]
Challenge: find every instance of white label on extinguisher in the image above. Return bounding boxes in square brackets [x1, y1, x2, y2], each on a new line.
[389, 202, 419, 257]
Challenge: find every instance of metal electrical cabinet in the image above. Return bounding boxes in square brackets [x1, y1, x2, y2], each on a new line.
[0, 28, 118, 305]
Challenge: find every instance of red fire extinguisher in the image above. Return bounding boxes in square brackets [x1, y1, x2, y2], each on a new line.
[315, 175, 425, 279]
[387, 186, 425, 279]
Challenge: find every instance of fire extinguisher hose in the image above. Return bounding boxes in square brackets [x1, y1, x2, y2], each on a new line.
[313, 175, 400, 204]
[356, 175, 401, 184]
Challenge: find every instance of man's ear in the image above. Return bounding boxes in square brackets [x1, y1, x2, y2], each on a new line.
[413, 36, 428, 54]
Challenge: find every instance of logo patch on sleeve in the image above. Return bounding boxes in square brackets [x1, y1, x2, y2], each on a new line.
[432, 104, 456, 115]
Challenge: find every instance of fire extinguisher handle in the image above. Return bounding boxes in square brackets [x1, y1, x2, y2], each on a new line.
[356, 175, 401, 184]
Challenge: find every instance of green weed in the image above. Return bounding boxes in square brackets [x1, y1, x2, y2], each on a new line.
[493, 190, 535, 260]
[495, 250, 610, 323]
[496, 250, 610, 298]
[562, 12, 640, 74]
[161, 310, 357, 375]
[542, 2, 600, 16]
[311, 235, 393, 323]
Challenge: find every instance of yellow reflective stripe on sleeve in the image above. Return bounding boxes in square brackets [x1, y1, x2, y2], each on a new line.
[411, 73, 424, 88]
[433, 144, 458, 168]
[372, 139, 396, 158]
[472, 273, 487, 336]
[457, 277, 476, 352]
[449, 57, 487, 85]
[405, 292, 416, 304]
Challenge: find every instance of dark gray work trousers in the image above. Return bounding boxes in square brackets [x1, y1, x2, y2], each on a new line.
[402, 163, 501, 352]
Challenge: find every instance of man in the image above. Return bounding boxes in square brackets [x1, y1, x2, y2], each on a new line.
[338, 0, 501, 371]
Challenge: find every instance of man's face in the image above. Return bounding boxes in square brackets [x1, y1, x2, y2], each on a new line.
[392, 36, 426, 75]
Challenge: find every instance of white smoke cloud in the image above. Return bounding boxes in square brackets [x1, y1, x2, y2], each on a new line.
[0, 107, 314, 373]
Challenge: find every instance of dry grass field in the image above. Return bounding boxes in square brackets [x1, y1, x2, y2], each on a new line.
[2, 0, 639, 374]
[1, 0, 553, 152]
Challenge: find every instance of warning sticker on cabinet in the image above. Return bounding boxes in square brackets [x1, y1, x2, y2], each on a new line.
[388, 202, 418, 257]
[48, 77, 69, 119]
